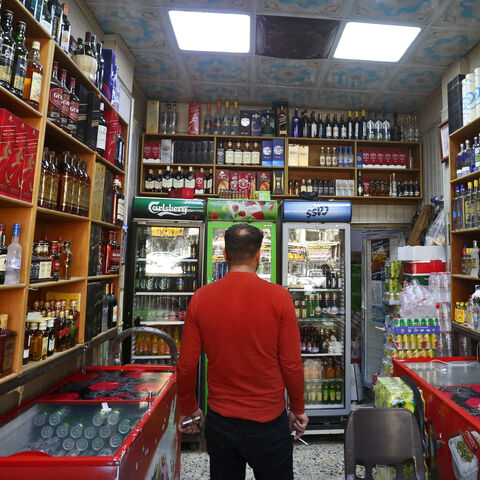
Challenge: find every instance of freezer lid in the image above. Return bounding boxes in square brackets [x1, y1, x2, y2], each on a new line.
[132, 197, 205, 221]
[207, 199, 277, 221]
[282, 200, 351, 222]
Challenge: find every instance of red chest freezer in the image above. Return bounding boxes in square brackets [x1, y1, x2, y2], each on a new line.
[0, 365, 180, 480]
[394, 357, 480, 480]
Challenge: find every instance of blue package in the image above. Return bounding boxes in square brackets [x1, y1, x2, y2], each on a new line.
[272, 139, 285, 166]
[262, 141, 273, 165]
[102, 49, 116, 102]
[356, 150, 363, 168]
[251, 111, 261, 136]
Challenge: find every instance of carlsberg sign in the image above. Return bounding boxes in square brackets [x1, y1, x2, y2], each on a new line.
[132, 197, 205, 220]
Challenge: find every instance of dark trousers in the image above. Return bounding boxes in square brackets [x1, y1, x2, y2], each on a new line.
[205, 408, 293, 480]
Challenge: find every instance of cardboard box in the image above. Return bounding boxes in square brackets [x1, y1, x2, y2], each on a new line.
[188, 102, 201, 135]
[248, 172, 256, 193]
[240, 110, 251, 136]
[272, 139, 285, 166]
[299, 145, 309, 166]
[76, 84, 89, 143]
[88, 223, 102, 276]
[288, 143, 299, 166]
[397, 246, 447, 262]
[273, 169, 284, 195]
[238, 172, 251, 197]
[256, 171, 271, 191]
[262, 140, 273, 165]
[160, 139, 171, 164]
[91, 162, 106, 221]
[215, 169, 229, 193]
[251, 111, 261, 136]
[20, 123, 38, 202]
[85, 282, 103, 341]
[146, 100, 159, 134]
[229, 171, 239, 193]
[102, 170, 114, 223]
[86, 92, 100, 151]
[0, 109, 16, 195]
[6, 116, 27, 199]
[261, 110, 276, 136]
[101, 49, 116, 102]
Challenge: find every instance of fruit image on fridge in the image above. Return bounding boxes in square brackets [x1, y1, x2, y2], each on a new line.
[281, 200, 352, 422]
[124, 198, 205, 378]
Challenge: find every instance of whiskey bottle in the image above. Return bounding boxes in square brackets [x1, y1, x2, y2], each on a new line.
[173, 166, 184, 189]
[58, 151, 73, 213]
[203, 103, 212, 134]
[361, 110, 367, 140]
[216, 140, 225, 164]
[145, 169, 154, 192]
[278, 106, 288, 137]
[67, 78, 79, 137]
[184, 167, 195, 189]
[49, 0, 63, 44]
[0, 224, 6, 285]
[96, 42, 104, 89]
[47, 62, 63, 126]
[84, 31, 94, 58]
[243, 142, 251, 165]
[104, 231, 120, 275]
[60, 3, 71, 53]
[234, 142, 243, 165]
[347, 111, 353, 139]
[353, 111, 360, 140]
[231, 100, 240, 135]
[366, 112, 375, 140]
[0, 11, 15, 90]
[38, 148, 52, 208]
[81, 161, 90, 216]
[59, 240, 72, 279]
[23, 41, 43, 109]
[332, 114, 339, 139]
[49, 240, 60, 281]
[195, 168, 205, 195]
[162, 166, 173, 192]
[112, 176, 124, 226]
[382, 112, 391, 141]
[107, 285, 117, 329]
[325, 114, 332, 139]
[205, 169, 213, 194]
[96, 102, 107, 156]
[154, 169, 162, 193]
[48, 151, 59, 210]
[301, 110, 309, 138]
[374, 111, 383, 140]
[357, 172, 364, 197]
[317, 113, 325, 138]
[340, 115, 347, 139]
[292, 108, 300, 138]
[213, 100, 222, 135]
[10, 21, 28, 98]
[40, 0, 52, 36]
[225, 141, 234, 165]
[0, 314, 15, 376]
[68, 157, 79, 215]
[59, 69, 70, 131]
[310, 112, 317, 138]
[222, 100, 231, 136]
[251, 142, 260, 165]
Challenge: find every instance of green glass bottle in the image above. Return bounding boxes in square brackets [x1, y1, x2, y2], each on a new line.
[10, 21, 28, 98]
[0, 11, 16, 90]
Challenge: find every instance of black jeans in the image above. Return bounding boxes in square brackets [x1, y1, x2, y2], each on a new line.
[205, 408, 293, 480]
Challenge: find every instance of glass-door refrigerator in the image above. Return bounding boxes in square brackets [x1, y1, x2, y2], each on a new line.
[281, 200, 352, 426]
[205, 199, 278, 284]
[124, 197, 205, 373]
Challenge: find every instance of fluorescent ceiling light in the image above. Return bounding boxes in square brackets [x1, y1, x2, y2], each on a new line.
[169, 11, 250, 53]
[334, 22, 421, 62]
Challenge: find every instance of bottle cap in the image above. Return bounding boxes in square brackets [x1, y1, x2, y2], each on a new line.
[13, 223, 20, 236]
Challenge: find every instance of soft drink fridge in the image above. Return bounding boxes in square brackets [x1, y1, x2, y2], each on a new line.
[124, 197, 205, 374]
[280, 201, 352, 426]
[0, 365, 180, 479]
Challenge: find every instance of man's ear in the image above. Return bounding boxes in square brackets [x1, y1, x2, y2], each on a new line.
[256, 249, 261, 262]
[223, 246, 228, 262]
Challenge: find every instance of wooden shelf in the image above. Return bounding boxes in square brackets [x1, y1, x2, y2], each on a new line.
[359, 168, 420, 173]
[451, 227, 480, 234]
[3, 0, 52, 40]
[21, 344, 84, 374]
[356, 139, 420, 147]
[451, 170, 480, 185]
[0, 283, 25, 291]
[452, 274, 480, 281]
[0, 84, 42, 119]
[90, 218, 123, 230]
[221, 164, 279, 169]
[88, 274, 119, 281]
[450, 116, 480, 140]
[36, 206, 89, 222]
[0, 194, 33, 208]
[144, 163, 214, 168]
[45, 119, 95, 154]
[288, 166, 355, 171]
[138, 191, 218, 198]
[96, 154, 126, 175]
[28, 277, 86, 289]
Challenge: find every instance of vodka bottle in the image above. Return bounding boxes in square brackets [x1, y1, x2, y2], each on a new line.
[5, 223, 21, 284]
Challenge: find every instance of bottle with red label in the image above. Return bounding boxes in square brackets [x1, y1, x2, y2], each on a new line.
[59, 68, 70, 132]
[112, 176, 124, 226]
[67, 77, 79, 137]
[104, 231, 120, 275]
[49, 240, 60, 280]
[194, 168, 205, 194]
[47, 61, 63, 126]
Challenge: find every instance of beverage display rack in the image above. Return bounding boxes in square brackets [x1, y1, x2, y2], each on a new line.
[140, 133, 423, 204]
[449, 115, 480, 351]
[0, 0, 129, 385]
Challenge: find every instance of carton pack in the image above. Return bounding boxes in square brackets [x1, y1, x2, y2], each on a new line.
[251, 111, 261, 136]
[238, 172, 251, 197]
[299, 145, 309, 166]
[146, 100, 159, 134]
[6, 116, 27, 198]
[188, 102, 201, 135]
[262, 140, 273, 165]
[0, 109, 16, 196]
[229, 171, 239, 193]
[272, 139, 285, 166]
[256, 171, 271, 191]
[288, 143, 299, 166]
[20, 123, 39, 202]
[215, 169, 229, 193]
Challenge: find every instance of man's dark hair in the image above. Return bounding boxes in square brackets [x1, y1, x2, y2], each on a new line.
[224, 223, 264, 264]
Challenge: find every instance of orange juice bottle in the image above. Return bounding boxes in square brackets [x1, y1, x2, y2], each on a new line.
[151, 335, 159, 355]
[136, 334, 144, 355]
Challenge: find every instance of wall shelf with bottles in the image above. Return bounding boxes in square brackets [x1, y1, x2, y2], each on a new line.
[88, 274, 120, 281]
[0, 0, 129, 388]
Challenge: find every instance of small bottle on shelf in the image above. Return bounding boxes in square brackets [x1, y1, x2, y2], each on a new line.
[5, 224, 21, 285]
[184, 167, 195, 190]
[59, 241, 72, 280]
[251, 142, 260, 165]
[216, 140, 225, 164]
[231, 100, 240, 136]
[59, 69, 70, 132]
[234, 142, 243, 165]
[145, 169, 154, 192]
[10, 21, 28, 98]
[112, 176, 124, 225]
[23, 40, 43, 109]
[162, 166, 173, 192]
[60, 3, 71, 53]
[203, 103, 212, 134]
[0, 314, 15, 376]
[225, 141, 234, 165]
[96, 102, 108, 157]
[154, 169, 163, 193]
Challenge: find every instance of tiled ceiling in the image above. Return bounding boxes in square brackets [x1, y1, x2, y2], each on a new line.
[84, 0, 480, 113]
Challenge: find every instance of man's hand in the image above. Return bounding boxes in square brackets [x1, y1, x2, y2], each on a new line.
[177, 408, 205, 435]
[289, 411, 309, 440]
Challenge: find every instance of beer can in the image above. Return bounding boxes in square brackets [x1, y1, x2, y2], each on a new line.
[62, 437, 75, 451]
[426, 349, 435, 358]
[430, 334, 438, 350]
[91, 438, 104, 452]
[92, 411, 107, 427]
[76, 438, 89, 452]
[33, 412, 48, 427]
[107, 409, 121, 426]
[41, 425, 54, 439]
[84, 425, 97, 440]
[175, 277, 184, 292]
[408, 334, 416, 350]
[99, 425, 112, 439]
[424, 334, 432, 349]
[99, 448, 114, 456]
[70, 423, 84, 439]
[413, 349, 421, 358]
[56, 423, 70, 439]
[397, 349, 405, 359]
[109, 433, 123, 449]
[406, 349, 413, 359]
[118, 419, 132, 435]
[394, 335, 402, 349]
[402, 334, 409, 350]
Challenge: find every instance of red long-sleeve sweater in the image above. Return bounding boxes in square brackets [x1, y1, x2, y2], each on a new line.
[177, 271, 305, 422]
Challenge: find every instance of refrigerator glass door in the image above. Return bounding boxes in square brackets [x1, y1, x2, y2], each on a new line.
[206, 222, 276, 284]
[131, 225, 202, 363]
[283, 224, 350, 414]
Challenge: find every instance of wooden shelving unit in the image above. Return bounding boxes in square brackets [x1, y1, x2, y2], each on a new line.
[139, 133, 423, 204]
[0, 1, 129, 386]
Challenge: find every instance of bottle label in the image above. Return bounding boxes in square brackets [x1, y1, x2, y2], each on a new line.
[173, 177, 184, 189]
[195, 175, 204, 193]
[116, 198, 124, 222]
[12, 56, 27, 91]
[97, 125, 107, 151]
[163, 177, 173, 190]
[0, 44, 15, 84]
[69, 100, 79, 123]
[333, 126, 339, 138]
[49, 87, 63, 113]
[61, 31, 70, 52]
[0, 254, 6, 272]
[29, 72, 43, 103]
[42, 336, 48, 356]
[112, 306, 118, 325]
[48, 337, 55, 353]
[216, 150, 225, 164]
[225, 151, 234, 164]
[61, 92, 70, 118]
[326, 126, 332, 138]
[154, 179, 162, 191]
[23, 347, 29, 359]
[185, 177, 195, 189]
[145, 179, 154, 190]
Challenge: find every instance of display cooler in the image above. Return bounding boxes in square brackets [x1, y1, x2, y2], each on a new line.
[0, 365, 180, 479]
[280, 201, 352, 427]
[394, 357, 480, 480]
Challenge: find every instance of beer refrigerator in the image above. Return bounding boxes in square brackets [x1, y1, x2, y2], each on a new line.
[124, 197, 205, 373]
[280, 200, 352, 427]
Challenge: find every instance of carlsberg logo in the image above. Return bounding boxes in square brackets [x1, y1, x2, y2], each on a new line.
[148, 202, 188, 217]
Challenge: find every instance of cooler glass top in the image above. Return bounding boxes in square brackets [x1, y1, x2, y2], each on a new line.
[406, 360, 480, 387]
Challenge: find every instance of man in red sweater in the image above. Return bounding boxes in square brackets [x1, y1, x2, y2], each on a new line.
[177, 223, 307, 480]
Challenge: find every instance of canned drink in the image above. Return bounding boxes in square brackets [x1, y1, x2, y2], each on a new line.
[84, 425, 97, 440]
[62, 438, 75, 451]
[413, 349, 421, 359]
[391, 350, 398, 360]
[109, 433, 123, 449]
[175, 277, 184, 292]
[425, 334, 432, 349]
[426, 349, 435, 358]
[76, 438, 89, 452]
[48, 410, 65, 426]
[118, 419, 132, 435]
[406, 350, 414, 359]
[33, 412, 48, 427]
[402, 334, 409, 350]
[397, 350, 405, 359]
[430, 334, 439, 349]
[394, 335, 402, 348]
[99, 448, 114, 456]
[70, 423, 84, 439]
[56, 423, 70, 439]
[41, 425, 54, 439]
[91, 438, 104, 452]
[408, 334, 416, 350]
[107, 410, 121, 426]
[92, 411, 107, 427]
[99, 425, 112, 439]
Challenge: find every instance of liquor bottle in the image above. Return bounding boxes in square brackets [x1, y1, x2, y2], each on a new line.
[231, 100, 240, 136]
[0, 314, 15, 375]
[225, 140, 234, 165]
[0, 11, 15, 90]
[112, 176, 124, 225]
[59, 3, 70, 53]
[357, 172, 364, 197]
[332, 147, 338, 167]
[243, 141, 251, 165]
[162, 165, 172, 192]
[57, 152, 72, 213]
[104, 231, 120, 275]
[251, 142, 260, 165]
[301, 110, 309, 138]
[353, 111, 360, 140]
[317, 113, 325, 138]
[47, 152, 58, 210]
[374, 111, 383, 140]
[391, 112, 401, 141]
[234, 142, 243, 165]
[332, 114, 339, 139]
[222, 100, 231, 136]
[84, 31, 94, 57]
[159, 101, 168, 134]
[46, 318, 55, 356]
[59, 241, 72, 279]
[360, 110, 367, 140]
[173, 166, 184, 189]
[213, 100, 222, 135]
[203, 103, 212, 134]
[366, 112, 375, 140]
[0, 225, 6, 285]
[319, 146, 326, 166]
[96, 42, 104, 89]
[49, 0, 63, 43]
[108, 284, 117, 328]
[168, 100, 177, 134]
[5, 223, 21, 285]
[205, 168, 213, 194]
[325, 146, 332, 166]
[38, 148, 51, 208]
[292, 108, 300, 137]
[325, 114, 332, 139]
[22, 41, 43, 109]
[49, 240, 60, 280]
[47, 62, 62, 125]
[216, 140, 225, 164]
[10, 21, 28, 98]
[390, 173, 397, 197]
[67, 78, 79, 136]
[194, 167, 205, 195]
[153, 169, 162, 193]
[58, 68, 70, 131]
[145, 169, 154, 192]
[347, 111, 353, 139]
[185, 166, 195, 189]
[263, 112, 275, 136]
[96, 102, 107, 156]
[80, 161, 90, 216]
[310, 112, 317, 138]
[69, 157, 80, 215]
[278, 105, 288, 136]
[340, 115, 347, 139]
[383, 112, 391, 141]
[40, 0, 52, 35]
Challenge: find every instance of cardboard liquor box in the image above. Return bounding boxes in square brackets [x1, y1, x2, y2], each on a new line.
[101, 49, 116, 102]
[91, 162, 106, 221]
[146, 100, 159, 134]
[272, 139, 285, 166]
[272, 169, 284, 195]
[448, 74, 465, 135]
[85, 281, 103, 341]
[6, 116, 27, 199]
[104, 108, 121, 165]
[174, 141, 184, 163]
[238, 172, 252, 197]
[160, 139, 172, 164]
[188, 102, 201, 135]
[0, 109, 16, 196]
[20, 123, 39, 202]
[261, 110, 276, 136]
[215, 168, 229, 193]
[298, 145, 309, 166]
[76, 84, 89, 143]
[88, 223, 102, 276]
[240, 110, 252, 135]
[261, 140, 273, 165]
[229, 170, 239, 193]
[102, 170, 114, 223]
[256, 171, 271, 191]
[251, 111, 261, 136]
[208, 140, 214, 163]
[86, 92, 100, 151]
[288, 143, 299, 166]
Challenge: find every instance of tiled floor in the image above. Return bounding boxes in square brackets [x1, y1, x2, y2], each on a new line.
[180, 435, 344, 480]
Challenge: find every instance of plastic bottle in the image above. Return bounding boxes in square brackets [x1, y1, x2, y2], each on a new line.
[467, 296, 475, 328]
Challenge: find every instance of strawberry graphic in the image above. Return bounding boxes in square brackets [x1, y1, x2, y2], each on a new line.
[210, 213, 219, 219]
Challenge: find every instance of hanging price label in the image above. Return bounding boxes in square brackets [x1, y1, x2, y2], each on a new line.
[151, 227, 184, 237]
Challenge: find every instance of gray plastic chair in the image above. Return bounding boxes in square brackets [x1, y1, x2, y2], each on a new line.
[344, 408, 426, 480]
[107, 327, 178, 366]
